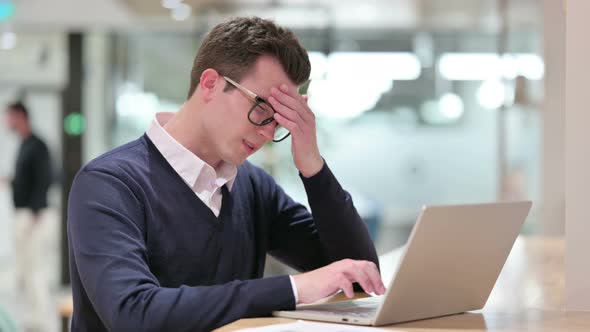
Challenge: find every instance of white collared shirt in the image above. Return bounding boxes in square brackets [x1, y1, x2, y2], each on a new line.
[146, 112, 237, 217]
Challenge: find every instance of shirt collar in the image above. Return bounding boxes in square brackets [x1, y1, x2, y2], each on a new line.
[146, 112, 237, 191]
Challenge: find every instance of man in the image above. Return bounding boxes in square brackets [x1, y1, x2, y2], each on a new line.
[68, 17, 385, 331]
[5, 101, 52, 332]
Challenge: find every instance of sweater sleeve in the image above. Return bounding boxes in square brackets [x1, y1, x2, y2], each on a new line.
[68, 170, 295, 332]
[265, 160, 379, 272]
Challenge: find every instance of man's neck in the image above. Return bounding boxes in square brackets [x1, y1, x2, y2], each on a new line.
[19, 126, 32, 140]
[163, 102, 222, 169]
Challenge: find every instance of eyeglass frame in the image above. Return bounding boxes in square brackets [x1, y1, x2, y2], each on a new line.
[222, 76, 291, 143]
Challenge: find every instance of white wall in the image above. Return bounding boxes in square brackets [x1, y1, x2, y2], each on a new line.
[541, 0, 565, 236]
[565, 0, 590, 312]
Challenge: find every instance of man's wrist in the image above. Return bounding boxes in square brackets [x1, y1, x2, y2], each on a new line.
[289, 275, 300, 304]
[299, 156, 324, 178]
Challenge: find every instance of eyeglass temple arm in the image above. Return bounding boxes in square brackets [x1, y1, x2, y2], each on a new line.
[223, 76, 258, 100]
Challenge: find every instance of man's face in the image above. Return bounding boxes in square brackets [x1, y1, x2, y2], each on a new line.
[5, 109, 21, 132]
[204, 55, 297, 166]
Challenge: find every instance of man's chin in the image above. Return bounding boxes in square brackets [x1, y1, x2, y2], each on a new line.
[222, 146, 259, 166]
[223, 155, 246, 167]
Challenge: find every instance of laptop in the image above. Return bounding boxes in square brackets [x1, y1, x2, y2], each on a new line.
[273, 201, 532, 326]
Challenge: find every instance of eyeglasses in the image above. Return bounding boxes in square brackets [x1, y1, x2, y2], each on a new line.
[223, 76, 290, 143]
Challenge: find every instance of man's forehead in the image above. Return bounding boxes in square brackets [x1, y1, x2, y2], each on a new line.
[242, 56, 297, 96]
[240, 77, 295, 100]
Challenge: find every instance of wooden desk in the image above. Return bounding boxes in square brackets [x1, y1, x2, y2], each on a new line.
[217, 236, 590, 331]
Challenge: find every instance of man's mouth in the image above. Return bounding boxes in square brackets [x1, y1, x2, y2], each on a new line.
[243, 139, 257, 153]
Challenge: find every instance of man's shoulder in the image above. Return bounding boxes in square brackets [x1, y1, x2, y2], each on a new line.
[237, 160, 278, 190]
[238, 161, 268, 180]
[81, 136, 150, 176]
[26, 134, 49, 152]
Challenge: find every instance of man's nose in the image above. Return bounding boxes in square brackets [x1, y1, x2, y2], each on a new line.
[257, 121, 277, 141]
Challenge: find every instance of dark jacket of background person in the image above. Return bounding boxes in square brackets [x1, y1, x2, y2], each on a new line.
[12, 134, 52, 213]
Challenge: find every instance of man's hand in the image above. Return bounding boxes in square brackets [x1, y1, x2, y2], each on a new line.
[292, 259, 386, 304]
[269, 84, 324, 178]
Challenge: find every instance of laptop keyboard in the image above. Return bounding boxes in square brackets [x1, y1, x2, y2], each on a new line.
[299, 296, 381, 318]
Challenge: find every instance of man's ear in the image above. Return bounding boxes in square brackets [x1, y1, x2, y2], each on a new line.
[199, 69, 222, 102]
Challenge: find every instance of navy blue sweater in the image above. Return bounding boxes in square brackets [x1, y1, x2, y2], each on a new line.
[67, 135, 378, 331]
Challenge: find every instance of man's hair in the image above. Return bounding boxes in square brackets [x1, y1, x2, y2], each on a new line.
[7, 101, 29, 119]
[187, 16, 311, 99]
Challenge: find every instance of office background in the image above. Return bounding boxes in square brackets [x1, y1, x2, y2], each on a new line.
[0, 1, 560, 331]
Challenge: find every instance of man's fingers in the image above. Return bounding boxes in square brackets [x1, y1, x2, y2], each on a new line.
[271, 87, 301, 116]
[358, 261, 385, 295]
[337, 273, 355, 298]
[359, 265, 378, 294]
[268, 96, 304, 125]
[357, 261, 381, 293]
[365, 261, 386, 294]
[296, 259, 385, 304]
[271, 86, 315, 125]
[337, 259, 386, 295]
[273, 113, 300, 136]
[344, 267, 374, 294]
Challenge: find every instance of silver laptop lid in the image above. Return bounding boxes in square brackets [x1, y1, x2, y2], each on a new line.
[374, 201, 532, 325]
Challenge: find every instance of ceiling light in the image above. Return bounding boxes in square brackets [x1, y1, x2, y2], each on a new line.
[1, 31, 16, 50]
[171, 3, 191, 21]
[439, 53, 501, 80]
[439, 53, 544, 81]
[327, 52, 421, 81]
[439, 93, 464, 119]
[477, 79, 506, 109]
[161, 0, 182, 9]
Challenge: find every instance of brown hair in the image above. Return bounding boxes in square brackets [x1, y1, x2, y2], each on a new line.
[187, 16, 311, 99]
[6, 101, 29, 119]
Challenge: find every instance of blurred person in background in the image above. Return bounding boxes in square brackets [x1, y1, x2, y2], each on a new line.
[67, 16, 384, 331]
[4, 101, 52, 332]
